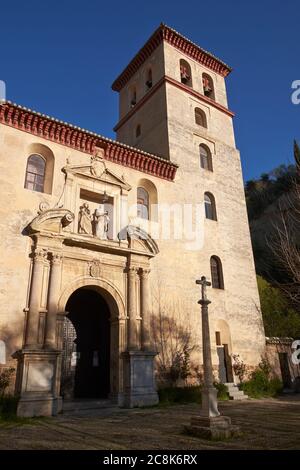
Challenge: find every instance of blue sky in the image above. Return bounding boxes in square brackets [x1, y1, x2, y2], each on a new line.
[0, 0, 299, 181]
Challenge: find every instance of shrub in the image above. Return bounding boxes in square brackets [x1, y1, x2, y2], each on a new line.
[158, 386, 202, 405]
[232, 354, 247, 383]
[0, 395, 18, 420]
[240, 358, 282, 398]
[214, 382, 229, 401]
[0, 368, 15, 397]
[158, 383, 229, 405]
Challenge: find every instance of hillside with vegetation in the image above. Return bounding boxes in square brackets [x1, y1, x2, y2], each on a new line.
[245, 141, 300, 338]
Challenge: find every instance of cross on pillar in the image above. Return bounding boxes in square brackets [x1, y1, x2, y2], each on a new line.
[196, 276, 211, 304]
[195, 275, 219, 418]
[184, 276, 240, 439]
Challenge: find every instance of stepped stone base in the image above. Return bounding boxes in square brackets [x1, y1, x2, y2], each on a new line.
[185, 415, 241, 440]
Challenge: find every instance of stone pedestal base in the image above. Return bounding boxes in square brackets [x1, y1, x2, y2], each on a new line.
[185, 415, 241, 440]
[201, 386, 219, 417]
[13, 349, 62, 417]
[122, 350, 158, 408]
[17, 395, 62, 417]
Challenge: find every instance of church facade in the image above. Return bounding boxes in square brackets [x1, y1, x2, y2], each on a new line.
[0, 24, 265, 417]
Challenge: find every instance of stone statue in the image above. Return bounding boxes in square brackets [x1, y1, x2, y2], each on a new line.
[94, 205, 110, 240]
[78, 203, 92, 234]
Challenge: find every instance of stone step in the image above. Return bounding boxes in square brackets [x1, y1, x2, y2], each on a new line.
[224, 383, 249, 400]
[63, 399, 113, 412]
[229, 394, 248, 400]
[229, 392, 244, 397]
[229, 390, 245, 396]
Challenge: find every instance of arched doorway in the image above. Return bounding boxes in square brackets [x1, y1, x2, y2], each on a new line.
[62, 287, 111, 399]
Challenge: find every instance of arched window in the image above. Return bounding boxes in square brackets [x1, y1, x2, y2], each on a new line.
[145, 68, 152, 90]
[195, 108, 207, 128]
[202, 73, 215, 100]
[199, 144, 213, 171]
[204, 192, 217, 221]
[137, 187, 149, 220]
[136, 124, 141, 138]
[210, 256, 224, 289]
[180, 59, 192, 87]
[24, 154, 46, 193]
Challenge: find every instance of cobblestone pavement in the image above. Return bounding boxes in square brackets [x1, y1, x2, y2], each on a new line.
[0, 396, 299, 450]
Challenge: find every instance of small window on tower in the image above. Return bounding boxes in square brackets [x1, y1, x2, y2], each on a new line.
[130, 86, 137, 108]
[210, 256, 224, 289]
[204, 192, 217, 221]
[136, 124, 141, 138]
[202, 74, 215, 100]
[145, 68, 152, 90]
[195, 108, 207, 128]
[180, 59, 192, 87]
[199, 144, 213, 171]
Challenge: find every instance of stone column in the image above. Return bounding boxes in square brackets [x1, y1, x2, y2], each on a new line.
[140, 268, 151, 351]
[199, 297, 220, 418]
[127, 267, 138, 350]
[44, 253, 62, 349]
[185, 276, 239, 439]
[123, 266, 158, 408]
[201, 299, 214, 388]
[24, 249, 47, 349]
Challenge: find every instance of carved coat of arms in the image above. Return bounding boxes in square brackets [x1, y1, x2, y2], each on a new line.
[90, 155, 106, 178]
[89, 259, 102, 278]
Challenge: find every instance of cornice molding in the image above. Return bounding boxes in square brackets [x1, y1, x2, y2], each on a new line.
[0, 101, 178, 181]
[112, 23, 232, 92]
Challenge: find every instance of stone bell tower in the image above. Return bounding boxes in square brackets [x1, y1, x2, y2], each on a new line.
[112, 23, 234, 169]
[112, 23, 265, 372]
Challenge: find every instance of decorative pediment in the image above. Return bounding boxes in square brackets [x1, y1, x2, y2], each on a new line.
[27, 208, 75, 235]
[62, 156, 131, 191]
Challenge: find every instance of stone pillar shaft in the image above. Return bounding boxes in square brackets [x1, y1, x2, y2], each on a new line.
[199, 298, 220, 418]
[200, 300, 214, 387]
[127, 267, 138, 349]
[140, 269, 151, 351]
[44, 254, 62, 349]
[24, 250, 47, 348]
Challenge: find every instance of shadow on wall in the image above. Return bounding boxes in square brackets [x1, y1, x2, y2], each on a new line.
[150, 285, 201, 388]
[151, 313, 200, 388]
[0, 318, 25, 393]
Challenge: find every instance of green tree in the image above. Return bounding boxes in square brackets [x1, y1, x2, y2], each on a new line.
[257, 275, 300, 338]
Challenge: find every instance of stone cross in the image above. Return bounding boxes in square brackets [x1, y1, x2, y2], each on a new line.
[184, 277, 239, 439]
[196, 276, 211, 303]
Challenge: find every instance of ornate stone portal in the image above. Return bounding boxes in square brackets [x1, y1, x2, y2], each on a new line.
[15, 159, 159, 417]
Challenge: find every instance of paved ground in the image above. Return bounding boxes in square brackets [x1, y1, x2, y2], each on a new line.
[0, 396, 299, 450]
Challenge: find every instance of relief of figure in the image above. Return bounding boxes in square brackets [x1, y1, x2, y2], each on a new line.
[78, 203, 92, 234]
[94, 205, 110, 240]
